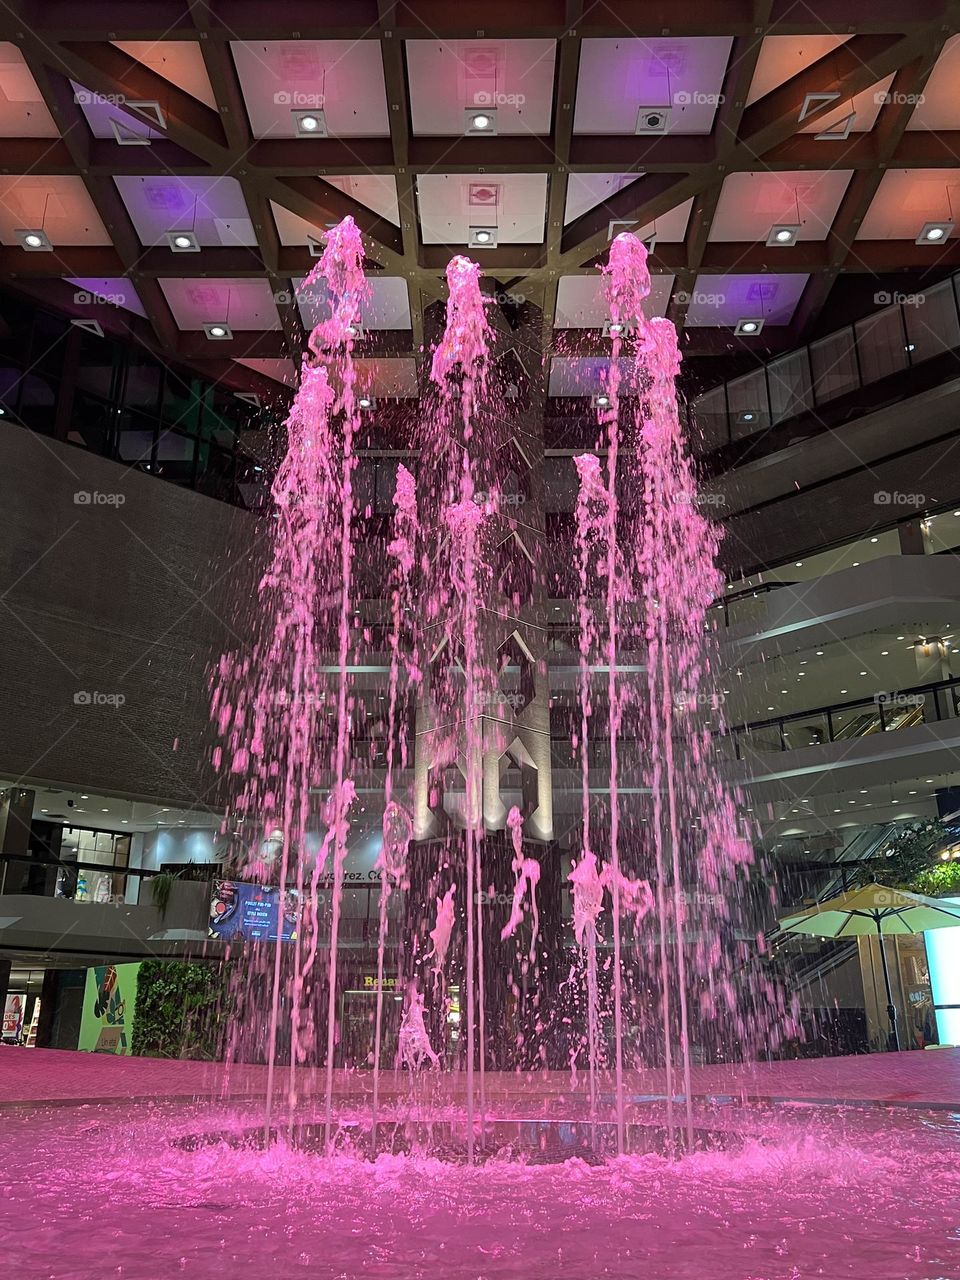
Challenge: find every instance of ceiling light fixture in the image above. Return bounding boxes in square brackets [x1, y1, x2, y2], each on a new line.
[767, 224, 800, 247]
[735, 318, 764, 336]
[465, 108, 498, 135]
[357, 394, 376, 411]
[592, 392, 612, 410]
[916, 221, 953, 245]
[203, 322, 232, 340]
[294, 109, 328, 137]
[166, 230, 199, 253]
[17, 228, 52, 252]
[603, 318, 632, 338]
[469, 225, 498, 249]
[636, 106, 670, 134]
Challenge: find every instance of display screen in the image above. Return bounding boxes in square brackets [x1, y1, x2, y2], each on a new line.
[209, 879, 298, 942]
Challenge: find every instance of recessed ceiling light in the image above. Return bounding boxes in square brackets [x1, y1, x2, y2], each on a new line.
[166, 230, 199, 253]
[294, 109, 328, 137]
[40, 808, 48, 813]
[344, 322, 366, 339]
[592, 392, 612, 409]
[767, 224, 800, 247]
[636, 106, 670, 134]
[735, 318, 764, 336]
[121, 819, 128, 823]
[897, 635, 905, 640]
[81, 794, 89, 799]
[916, 221, 953, 245]
[203, 322, 232, 340]
[16, 228, 52, 252]
[357, 394, 376, 411]
[603, 318, 632, 338]
[840, 688, 847, 694]
[469, 225, 498, 248]
[816, 650, 824, 655]
[465, 107, 498, 135]
[101, 807, 109, 812]
[795, 561, 803, 567]
[738, 411, 756, 423]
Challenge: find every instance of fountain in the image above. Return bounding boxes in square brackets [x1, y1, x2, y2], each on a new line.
[205, 216, 797, 1162]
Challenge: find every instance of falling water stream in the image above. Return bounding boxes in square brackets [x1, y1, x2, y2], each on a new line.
[209, 216, 794, 1166]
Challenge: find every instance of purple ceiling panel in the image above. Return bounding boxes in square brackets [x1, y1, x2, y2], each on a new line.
[684, 274, 810, 327]
[113, 176, 257, 247]
[66, 277, 146, 318]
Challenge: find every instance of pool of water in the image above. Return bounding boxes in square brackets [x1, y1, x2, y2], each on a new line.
[3, 1100, 960, 1278]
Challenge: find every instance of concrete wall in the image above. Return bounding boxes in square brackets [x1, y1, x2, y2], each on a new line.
[0, 425, 262, 806]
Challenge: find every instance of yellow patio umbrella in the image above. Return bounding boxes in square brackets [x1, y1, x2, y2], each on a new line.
[779, 883, 960, 1051]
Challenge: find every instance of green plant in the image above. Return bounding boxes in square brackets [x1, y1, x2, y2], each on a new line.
[131, 960, 231, 1059]
[148, 870, 181, 918]
[913, 860, 960, 897]
[872, 819, 953, 888]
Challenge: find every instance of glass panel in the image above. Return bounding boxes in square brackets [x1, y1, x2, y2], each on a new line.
[124, 361, 162, 410]
[726, 369, 769, 438]
[767, 349, 812, 425]
[117, 428, 155, 464]
[854, 307, 908, 385]
[353, 458, 376, 514]
[690, 385, 728, 453]
[830, 701, 881, 741]
[809, 327, 859, 402]
[882, 693, 926, 729]
[736, 723, 783, 753]
[16, 375, 57, 433]
[375, 458, 401, 514]
[0, 365, 22, 411]
[780, 711, 830, 750]
[904, 280, 960, 363]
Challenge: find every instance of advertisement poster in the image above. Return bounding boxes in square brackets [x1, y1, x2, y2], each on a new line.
[2, 992, 25, 1042]
[78, 963, 140, 1054]
[209, 879, 298, 942]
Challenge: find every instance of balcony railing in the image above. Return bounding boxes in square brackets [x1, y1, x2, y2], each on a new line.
[727, 675, 960, 758]
[689, 273, 960, 455]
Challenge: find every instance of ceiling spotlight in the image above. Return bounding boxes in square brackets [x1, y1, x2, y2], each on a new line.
[917, 221, 954, 245]
[592, 392, 612, 410]
[166, 230, 199, 253]
[344, 321, 366, 340]
[735, 318, 764, 336]
[736, 410, 758, 424]
[294, 109, 328, 137]
[203, 322, 232, 340]
[357, 394, 376, 411]
[636, 106, 670, 134]
[16, 228, 52, 252]
[465, 108, 498, 135]
[767, 224, 800, 247]
[469, 225, 498, 249]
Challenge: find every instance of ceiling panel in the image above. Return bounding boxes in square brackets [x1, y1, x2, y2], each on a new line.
[857, 169, 960, 239]
[66, 277, 147, 318]
[235, 358, 298, 385]
[416, 173, 548, 244]
[230, 40, 390, 138]
[685, 273, 809, 326]
[111, 40, 217, 109]
[906, 35, 960, 131]
[0, 42, 58, 137]
[159, 278, 281, 330]
[354, 357, 419, 398]
[114, 176, 256, 246]
[573, 38, 733, 134]
[747, 35, 849, 104]
[295, 275, 411, 330]
[406, 39, 556, 135]
[0, 176, 110, 245]
[72, 81, 162, 142]
[548, 356, 633, 396]
[709, 170, 854, 242]
[555, 273, 675, 327]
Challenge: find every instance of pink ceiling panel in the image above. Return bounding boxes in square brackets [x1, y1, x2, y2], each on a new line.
[236, 358, 298, 386]
[856, 169, 960, 239]
[417, 173, 547, 244]
[112, 41, 217, 109]
[747, 36, 889, 133]
[685, 273, 809, 326]
[0, 176, 110, 245]
[159, 278, 281, 331]
[354, 358, 419, 398]
[270, 178, 399, 246]
[573, 38, 733, 134]
[230, 40, 389, 138]
[114, 175, 256, 246]
[295, 275, 411, 331]
[907, 36, 960, 131]
[66, 277, 147, 318]
[709, 170, 853, 241]
[555, 273, 674, 327]
[747, 36, 849, 104]
[564, 173, 692, 239]
[405, 39, 556, 134]
[0, 42, 58, 137]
